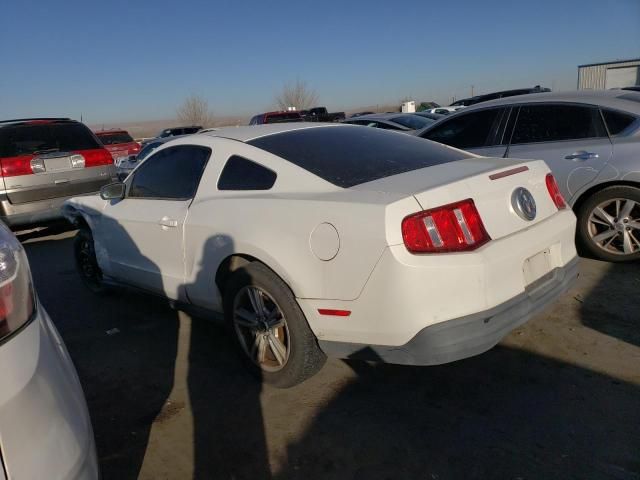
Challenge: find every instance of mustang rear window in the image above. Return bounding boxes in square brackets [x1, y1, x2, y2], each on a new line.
[248, 126, 470, 188]
[0, 122, 101, 157]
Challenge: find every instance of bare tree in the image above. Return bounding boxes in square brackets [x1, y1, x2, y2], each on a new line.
[176, 94, 216, 127]
[275, 79, 319, 111]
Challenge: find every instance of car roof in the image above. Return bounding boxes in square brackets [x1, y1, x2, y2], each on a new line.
[460, 90, 640, 114]
[199, 123, 345, 142]
[347, 113, 405, 120]
[95, 129, 128, 135]
[148, 134, 191, 145]
[0, 118, 75, 128]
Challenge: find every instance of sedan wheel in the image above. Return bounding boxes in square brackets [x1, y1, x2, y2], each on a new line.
[577, 186, 640, 262]
[232, 286, 290, 372]
[587, 198, 640, 255]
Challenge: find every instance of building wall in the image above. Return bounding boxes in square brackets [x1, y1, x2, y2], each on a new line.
[578, 59, 640, 90]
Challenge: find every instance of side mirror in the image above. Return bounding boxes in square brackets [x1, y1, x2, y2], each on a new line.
[100, 182, 126, 201]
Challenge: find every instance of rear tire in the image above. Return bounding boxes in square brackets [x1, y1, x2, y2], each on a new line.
[576, 185, 640, 263]
[74, 229, 110, 294]
[223, 262, 326, 388]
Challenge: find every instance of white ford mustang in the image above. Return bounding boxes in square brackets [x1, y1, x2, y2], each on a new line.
[64, 123, 578, 387]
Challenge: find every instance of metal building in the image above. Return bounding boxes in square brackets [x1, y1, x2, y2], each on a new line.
[578, 58, 640, 90]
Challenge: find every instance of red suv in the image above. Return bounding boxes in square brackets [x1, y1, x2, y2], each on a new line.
[95, 129, 140, 162]
[249, 111, 304, 125]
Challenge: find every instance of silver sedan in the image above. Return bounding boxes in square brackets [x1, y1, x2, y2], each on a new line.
[417, 90, 640, 262]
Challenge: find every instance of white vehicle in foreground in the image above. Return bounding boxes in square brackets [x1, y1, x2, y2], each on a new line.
[0, 224, 98, 478]
[64, 124, 578, 387]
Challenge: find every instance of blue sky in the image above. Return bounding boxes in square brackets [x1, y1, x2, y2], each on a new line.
[1, 0, 639, 123]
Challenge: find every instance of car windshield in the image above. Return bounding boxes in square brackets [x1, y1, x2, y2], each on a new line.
[248, 126, 470, 188]
[389, 115, 432, 130]
[97, 132, 134, 145]
[137, 141, 162, 160]
[0, 122, 101, 157]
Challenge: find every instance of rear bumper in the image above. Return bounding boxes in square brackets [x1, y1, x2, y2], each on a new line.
[0, 195, 70, 227]
[299, 209, 578, 364]
[0, 178, 112, 228]
[319, 256, 579, 365]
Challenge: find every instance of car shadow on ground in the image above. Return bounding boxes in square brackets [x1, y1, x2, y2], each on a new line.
[273, 346, 640, 479]
[22, 230, 640, 480]
[23, 221, 270, 479]
[578, 260, 640, 348]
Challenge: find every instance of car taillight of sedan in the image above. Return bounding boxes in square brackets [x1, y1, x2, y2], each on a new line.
[0, 231, 35, 342]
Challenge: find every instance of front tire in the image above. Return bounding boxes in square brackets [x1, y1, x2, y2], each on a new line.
[74, 229, 110, 294]
[223, 262, 326, 388]
[576, 185, 640, 262]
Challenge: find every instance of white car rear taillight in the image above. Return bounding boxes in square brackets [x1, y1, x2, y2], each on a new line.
[0, 225, 35, 343]
[402, 199, 491, 253]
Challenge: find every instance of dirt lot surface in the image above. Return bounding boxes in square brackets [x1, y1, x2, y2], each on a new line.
[20, 226, 640, 480]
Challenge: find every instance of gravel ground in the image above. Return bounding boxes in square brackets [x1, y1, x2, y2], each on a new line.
[20, 226, 640, 480]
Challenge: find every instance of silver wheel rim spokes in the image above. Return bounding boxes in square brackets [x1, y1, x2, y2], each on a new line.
[232, 286, 289, 372]
[588, 198, 640, 255]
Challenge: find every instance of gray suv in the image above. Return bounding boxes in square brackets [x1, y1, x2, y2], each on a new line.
[417, 90, 640, 262]
[0, 118, 117, 227]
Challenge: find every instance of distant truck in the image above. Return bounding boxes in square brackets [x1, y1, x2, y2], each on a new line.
[301, 107, 345, 122]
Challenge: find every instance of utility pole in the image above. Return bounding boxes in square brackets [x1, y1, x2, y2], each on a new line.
[471, 85, 474, 97]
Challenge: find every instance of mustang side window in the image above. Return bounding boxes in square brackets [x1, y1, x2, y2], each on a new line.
[129, 145, 210, 199]
[217, 156, 277, 190]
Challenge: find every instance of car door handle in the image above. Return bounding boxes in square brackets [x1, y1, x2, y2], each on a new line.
[157, 216, 178, 228]
[564, 151, 599, 161]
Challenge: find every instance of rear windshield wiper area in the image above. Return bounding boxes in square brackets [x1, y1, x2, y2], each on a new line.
[33, 148, 61, 155]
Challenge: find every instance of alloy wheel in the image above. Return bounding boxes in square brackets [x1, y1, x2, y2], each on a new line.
[587, 198, 640, 256]
[232, 286, 290, 372]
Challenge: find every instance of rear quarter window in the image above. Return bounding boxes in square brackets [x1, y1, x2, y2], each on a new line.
[602, 109, 637, 135]
[218, 156, 277, 190]
[248, 126, 470, 188]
